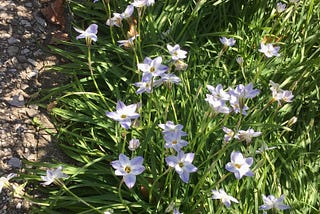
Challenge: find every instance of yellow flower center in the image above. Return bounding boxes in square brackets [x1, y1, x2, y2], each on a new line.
[172, 140, 177, 145]
[125, 166, 131, 173]
[179, 162, 184, 168]
[150, 67, 155, 72]
[120, 114, 127, 119]
[235, 163, 242, 169]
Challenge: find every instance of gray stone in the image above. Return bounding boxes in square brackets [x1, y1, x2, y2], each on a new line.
[21, 48, 30, 54]
[8, 37, 20, 44]
[7, 46, 19, 56]
[17, 55, 27, 63]
[27, 58, 37, 67]
[24, 2, 33, 8]
[8, 157, 22, 168]
[20, 19, 31, 27]
[8, 95, 25, 107]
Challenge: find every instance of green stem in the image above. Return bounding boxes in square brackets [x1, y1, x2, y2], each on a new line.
[86, 41, 108, 107]
[118, 180, 133, 214]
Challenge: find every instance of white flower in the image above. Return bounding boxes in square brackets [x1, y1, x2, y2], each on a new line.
[41, 166, 68, 186]
[276, 2, 286, 13]
[258, 43, 280, 58]
[212, 189, 239, 208]
[121, 4, 134, 19]
[225, 151, 254, 179]
[167, 44, 187, 61]
[74, 24, 98, 42]
[259, 194, 290, 211]
[219, 37, 236, 47]
[234, 128, 262, 144]
[106, 13, 123, 27]
[0, 173, 17, 193]
[128, 138, 140, 151]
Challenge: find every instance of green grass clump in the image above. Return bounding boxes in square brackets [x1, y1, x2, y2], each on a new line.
[10, 0, 320, 213]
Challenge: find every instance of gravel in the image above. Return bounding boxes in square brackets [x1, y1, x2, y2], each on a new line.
[0, 0, 70, 213]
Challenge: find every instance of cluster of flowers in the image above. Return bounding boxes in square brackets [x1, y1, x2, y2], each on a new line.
[135, 44, 187, 94]
[205, 83, 260, 115]
[71, 3, 293, 212]
[159, 121, 198, 183]
[211, 150, 290, 211]
[104, 101, 198, 187]
[269, 80, 294, 105]
[104, 0, 156, 47]
[219, 36, 280, 58]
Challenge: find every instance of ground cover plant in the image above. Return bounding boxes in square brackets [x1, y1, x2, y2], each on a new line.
[2, 0, 320, 213]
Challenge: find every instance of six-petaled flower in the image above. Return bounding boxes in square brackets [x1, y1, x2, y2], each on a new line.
[220, 37, 236, 47]
[106, 101, 140, 129]
[234, 128, 262, 144]
[165, 151, 198, 183]
[74, 24, 98, 42]
[167, 44, 187, 61]
[259, 194, 290, 211]
[41, 166, 68, 186]
[111, 154, 145, 188]
[258, 43, 280, 58]
[138, 56, 168, 78]
[212, 189, 239, 208]
[225, 151, 254, 179]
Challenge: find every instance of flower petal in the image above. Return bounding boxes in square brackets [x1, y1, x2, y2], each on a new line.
[124, 174, 136, 189]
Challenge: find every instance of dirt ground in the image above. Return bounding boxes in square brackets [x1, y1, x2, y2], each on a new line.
[0, 0, 70, 212]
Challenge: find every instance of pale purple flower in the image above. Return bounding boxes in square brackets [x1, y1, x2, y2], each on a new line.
[158, 73, 181, 85]
[234, 128, 262, 144]
[219, 37, 236, 47]
[0, 173, 17, 193]
[279, 90, 294, 103]
[222, 127, 234, 143]
[167, 44, 187, 61]
[236, 56, 244, 66]
[41, 166, 68, 186]
[138, 56, 168, 77]
[74, 24, 98, 42]
[269, 81, 294, 104]
[228, 83, 259, 115]
[106, 13, 123, 27]
[128, 138, 140, 151]
[258, 43, 280, 58]
[118, 35, 138, 48]
[229, 83, 260, 99]
[164, 132, 188, 152]
[276, 2, 286, 13]
[225, 151, 254, 179]
[121, 4, 134, 19]
[212, 189, 239, 208]
[165, 151, 198, 183]
[159, 121, 187, 137]
[132, 0, 155, 7]
[259, 194, 290, 211]
[93, 0, 99, 2]
[229, 95, 249, 115]
[106, 101, 140, 129]
[173, 208, 182, 214]
[134, 74, 153, 94]
[205, 94, 232, 114]
[206, 84, 230, 101]
[111, 154, 145, 188]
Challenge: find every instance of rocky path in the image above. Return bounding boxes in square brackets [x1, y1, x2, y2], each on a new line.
[0, 0, 67, 212]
